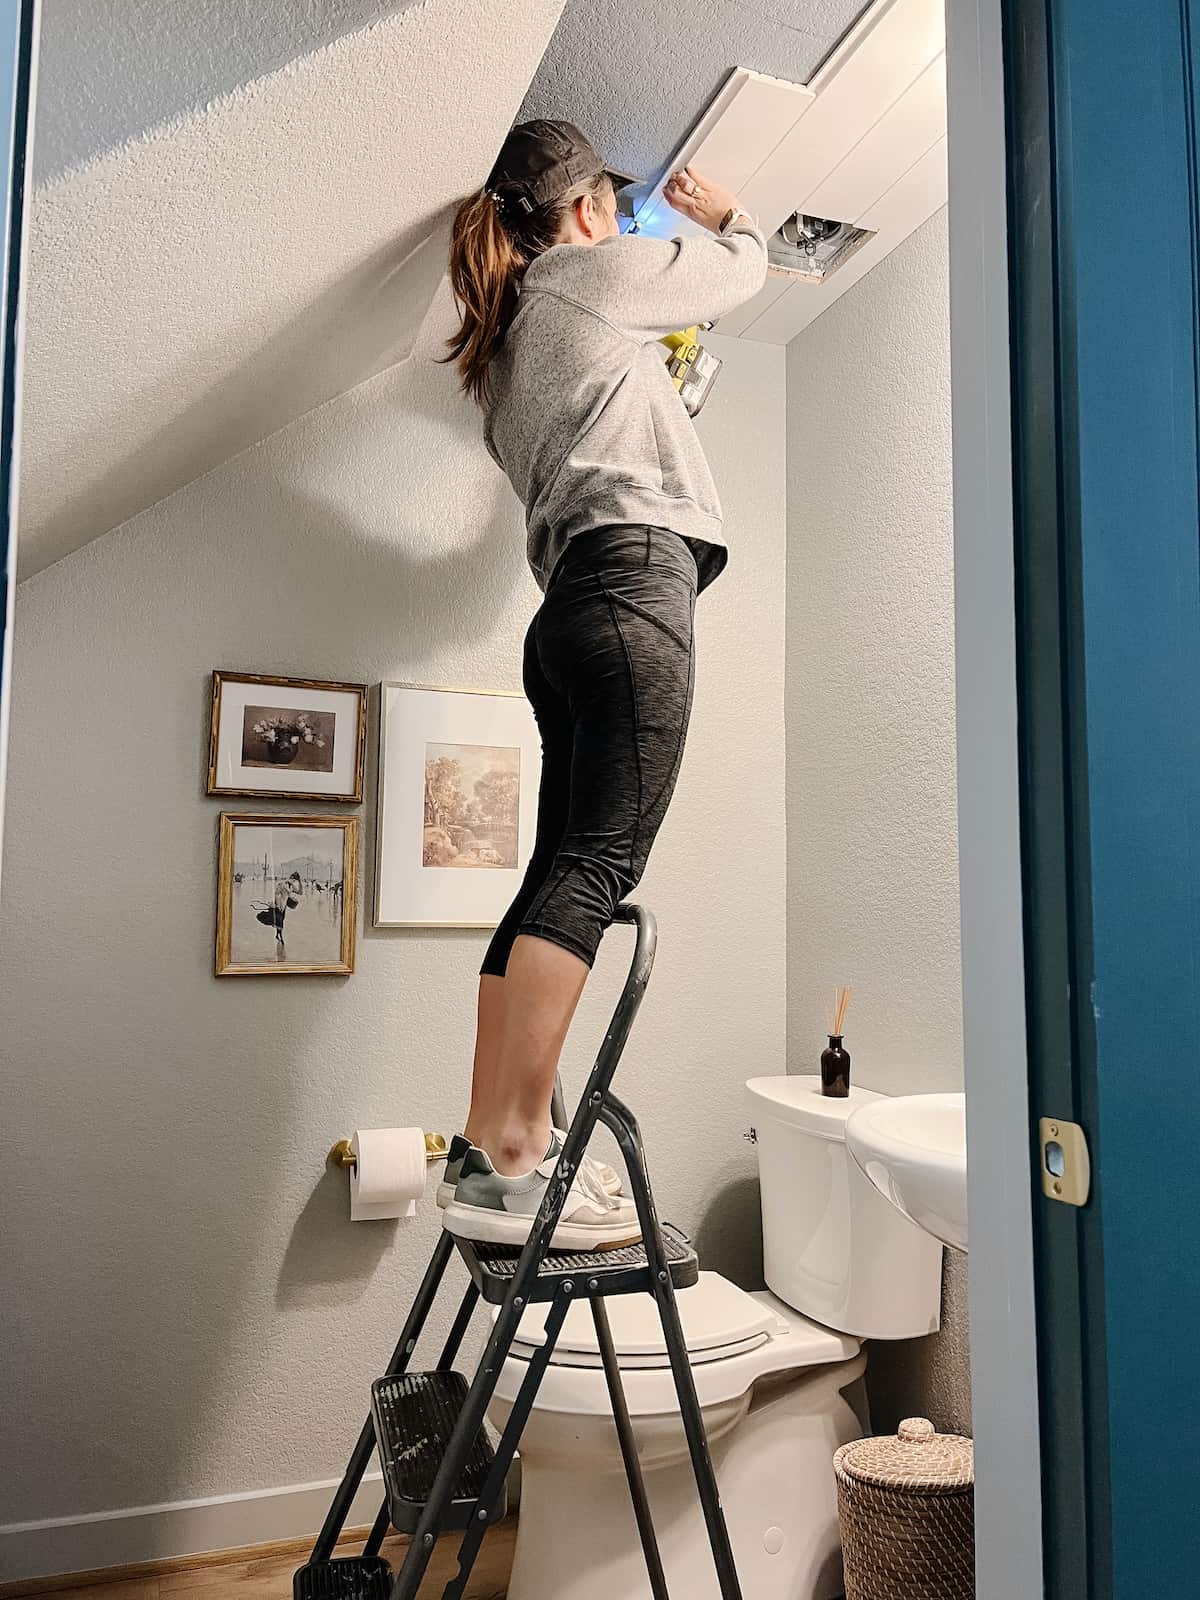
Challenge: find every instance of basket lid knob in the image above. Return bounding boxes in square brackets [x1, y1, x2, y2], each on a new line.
[834, 1418, 973, 1489]
[898, 1416, 936, 1443]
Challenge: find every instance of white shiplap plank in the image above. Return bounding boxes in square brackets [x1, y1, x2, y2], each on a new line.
[633, 69, 814, 241]
[714, 271, 794, 337]
[739, 0, 945, 238]
[857, 131, 948, 230]
[802, 51, 946, 224]
[739, 137, 948, 344]
[629, 0, 948, 346]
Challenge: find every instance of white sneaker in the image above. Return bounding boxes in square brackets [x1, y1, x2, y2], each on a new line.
[556, 1129, 625, 1200]
[442, 1132, 641, 1251]
[435, 1134, 474, 1208]
[436, 1130, 625, 1208]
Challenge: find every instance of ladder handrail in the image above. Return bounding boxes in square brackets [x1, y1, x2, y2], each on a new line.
[551, 902, 654, 1129]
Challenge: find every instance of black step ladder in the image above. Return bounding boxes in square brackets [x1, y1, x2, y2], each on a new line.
[294, 903, 744, 1600]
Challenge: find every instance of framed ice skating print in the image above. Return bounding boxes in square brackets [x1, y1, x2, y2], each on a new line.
[207, 671, 367, 802]
[215, 813, 359, 976]
[374, 682, 540, 928]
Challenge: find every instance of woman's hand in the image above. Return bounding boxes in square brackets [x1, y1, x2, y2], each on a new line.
[663, 166, 743, 234]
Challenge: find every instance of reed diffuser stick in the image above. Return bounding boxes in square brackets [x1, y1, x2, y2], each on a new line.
[821, 986, 853, 1097]
[833, 985, 852, 1037]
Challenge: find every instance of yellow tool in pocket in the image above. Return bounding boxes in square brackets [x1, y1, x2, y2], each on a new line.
[659, 323, 723, 417]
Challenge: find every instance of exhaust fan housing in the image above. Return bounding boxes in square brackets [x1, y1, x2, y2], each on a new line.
[766, 213, 874, 283]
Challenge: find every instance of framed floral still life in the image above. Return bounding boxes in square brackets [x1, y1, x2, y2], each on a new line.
[208, 672, 367, 802]
[216, 813, 359, 976]
[374, 682, 541, 928]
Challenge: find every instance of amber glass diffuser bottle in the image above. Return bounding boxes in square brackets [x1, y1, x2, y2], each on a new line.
[821, 986, 852, 1097]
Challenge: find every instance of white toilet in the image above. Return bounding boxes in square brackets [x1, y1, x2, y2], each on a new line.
[490, 1077, 944, 1600]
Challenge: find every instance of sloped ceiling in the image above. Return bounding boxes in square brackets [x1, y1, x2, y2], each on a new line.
[33, 0, 424, 184]
[19, 0, 565, 579]
[20, 0, 868, 581]
[519, 0, 867, 197]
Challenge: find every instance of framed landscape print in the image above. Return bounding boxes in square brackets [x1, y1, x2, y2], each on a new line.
[374, 682, 541, 928]
[208, 672, 367, 802]
[216, 813, 359, 976]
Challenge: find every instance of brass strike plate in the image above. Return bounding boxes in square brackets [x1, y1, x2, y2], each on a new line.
[1038, 1117, 1091, 1206]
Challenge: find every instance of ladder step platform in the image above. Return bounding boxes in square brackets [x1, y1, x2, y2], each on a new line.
[370, 1370, 505, 1533]
[292, 1557, 392, 1600]
[453, 1220, 699, 1304]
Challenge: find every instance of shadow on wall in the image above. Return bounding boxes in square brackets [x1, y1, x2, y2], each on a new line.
[275, 1167, 398, 1310]
[863, 1249, 972, 1437]
[34, 0, 434, 186]
[692, 1176, 764, 1291]
[185, 339, 526, 677]
[28, 209, 455, 578]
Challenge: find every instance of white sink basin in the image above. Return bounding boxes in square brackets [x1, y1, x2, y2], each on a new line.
[845, 1093, 968, 1252]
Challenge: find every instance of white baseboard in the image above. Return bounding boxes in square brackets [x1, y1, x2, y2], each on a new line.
[0, 1471, 385, 1582]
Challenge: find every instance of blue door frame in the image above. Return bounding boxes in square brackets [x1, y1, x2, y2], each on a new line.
[1005, 0, 1200, 1592]
[0, 0, 37, 874]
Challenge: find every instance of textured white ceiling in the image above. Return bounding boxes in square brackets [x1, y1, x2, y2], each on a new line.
[32, 0, 422, 184]
[19, 0, 566, 580]
[519, 0, 868, 194]
[33, 0, 866, 192]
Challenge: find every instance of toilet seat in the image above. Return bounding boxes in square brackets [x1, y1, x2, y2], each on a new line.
[509, 1272, 780, 1369]
[494, 1276, 862, 1417]
[528, 1330, 771, 1369]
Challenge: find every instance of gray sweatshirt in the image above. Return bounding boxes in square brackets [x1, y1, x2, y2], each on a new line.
[483, 218, 768, 592]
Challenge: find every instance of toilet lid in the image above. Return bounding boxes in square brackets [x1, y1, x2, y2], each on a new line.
[505, 1272, 784, 1370]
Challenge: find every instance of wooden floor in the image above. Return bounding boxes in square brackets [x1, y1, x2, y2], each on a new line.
[1, 1522, 514, 1600]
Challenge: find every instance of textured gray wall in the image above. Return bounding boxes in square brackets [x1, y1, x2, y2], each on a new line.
[785, 207, 971, 1434]
[868, 1249, 972, 1437]
[0, 316, 787, 1526]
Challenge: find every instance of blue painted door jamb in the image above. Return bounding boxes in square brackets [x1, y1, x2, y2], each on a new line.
[1005, 0, 1200, 1592]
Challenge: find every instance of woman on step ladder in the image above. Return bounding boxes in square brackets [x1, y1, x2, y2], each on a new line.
[436, 119, 765, 1252]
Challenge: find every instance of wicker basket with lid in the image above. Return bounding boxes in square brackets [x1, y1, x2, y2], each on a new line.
[834, 1418, 974, 1600]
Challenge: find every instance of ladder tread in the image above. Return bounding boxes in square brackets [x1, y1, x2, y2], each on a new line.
[292, 1557, 392, 1599]
[370, 1369, 505, 1533]
[454, 1220, 699, 1304]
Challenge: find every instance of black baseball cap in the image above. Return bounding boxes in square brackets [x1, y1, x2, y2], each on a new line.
[486, 118, 640, 215]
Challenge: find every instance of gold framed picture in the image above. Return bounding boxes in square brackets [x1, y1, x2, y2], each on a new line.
[374, 681, 541, 928]
[207, 671, 367, 802]
[215, 813, 359, 976]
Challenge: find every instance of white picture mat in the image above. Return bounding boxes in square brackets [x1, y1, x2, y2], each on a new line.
[375, 683, 541, 927]
[214, 679, 361, 795]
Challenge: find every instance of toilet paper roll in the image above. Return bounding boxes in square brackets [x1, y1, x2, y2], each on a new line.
[348, 1127, 426, 1221]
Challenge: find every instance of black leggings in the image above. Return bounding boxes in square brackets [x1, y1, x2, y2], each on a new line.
[480, 524, 699, 975]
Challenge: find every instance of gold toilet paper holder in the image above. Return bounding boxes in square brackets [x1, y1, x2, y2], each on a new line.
[328, 1133, 449, 1171]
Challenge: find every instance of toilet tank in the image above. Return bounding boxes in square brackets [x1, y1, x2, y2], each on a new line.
[745, 1076, 943, 1340]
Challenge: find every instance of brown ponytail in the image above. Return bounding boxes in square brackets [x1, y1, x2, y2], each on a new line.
[441, 172, 612, 408]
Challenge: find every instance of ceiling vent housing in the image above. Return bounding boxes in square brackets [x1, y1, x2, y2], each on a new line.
[766, 214, 875, 283]
[628, 0, 948, 342]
